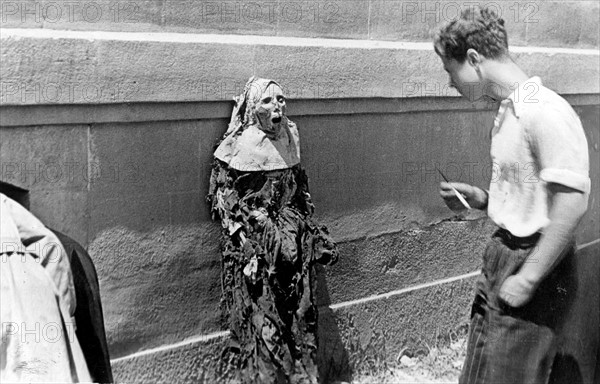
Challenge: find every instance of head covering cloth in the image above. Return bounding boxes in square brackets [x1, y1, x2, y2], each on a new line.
[214, 77, 301, 172]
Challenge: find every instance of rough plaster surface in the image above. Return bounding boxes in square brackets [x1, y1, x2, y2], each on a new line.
[88, 224, 223, 357]
[1, 1, 598, 48]
[321, 218, 494, 305]
[111, 337, 231, 384]
[112, 242, 599, 383]
[89, 215, 490, 359]
[110, 277, 476, 384]
[331, 278, 475, 362]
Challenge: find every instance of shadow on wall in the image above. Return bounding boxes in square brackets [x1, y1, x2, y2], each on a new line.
[547, 242, 600, 384]
[316, 264, 352, 383]
[549, 354, 584, 384]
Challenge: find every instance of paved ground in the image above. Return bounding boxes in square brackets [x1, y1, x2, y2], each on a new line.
[350, 335, 466, 384]
[353, 368, 458, 384]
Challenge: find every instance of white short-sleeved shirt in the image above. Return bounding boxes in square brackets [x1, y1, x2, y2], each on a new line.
[488, 77, 590, 237]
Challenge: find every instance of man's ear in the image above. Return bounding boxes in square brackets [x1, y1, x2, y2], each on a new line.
[466, 49, 482, 69]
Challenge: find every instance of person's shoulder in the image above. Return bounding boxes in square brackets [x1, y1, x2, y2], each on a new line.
[539, 85, 574, 111]
[518, 85, 579, 126]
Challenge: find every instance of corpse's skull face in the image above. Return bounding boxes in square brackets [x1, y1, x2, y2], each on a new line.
[254, 83, 286, 135]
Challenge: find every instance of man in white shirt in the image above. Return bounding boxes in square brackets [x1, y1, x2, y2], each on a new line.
[434, 6, 591, 384]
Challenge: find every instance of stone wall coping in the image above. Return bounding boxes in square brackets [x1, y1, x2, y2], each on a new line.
[2, 28, 598, 106]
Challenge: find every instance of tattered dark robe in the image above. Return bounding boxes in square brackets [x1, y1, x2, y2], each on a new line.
[208, 160, 338, 384]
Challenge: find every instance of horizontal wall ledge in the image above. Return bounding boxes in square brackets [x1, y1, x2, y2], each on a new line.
[1, 94, 598, 127]
[4, 28, 600, 53]
[1, 29, 599, 106]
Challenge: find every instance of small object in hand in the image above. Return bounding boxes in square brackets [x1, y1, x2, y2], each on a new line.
[437, 168, 472, 209]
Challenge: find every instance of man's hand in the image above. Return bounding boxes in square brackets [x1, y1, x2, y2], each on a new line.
[439, 182, 488, 211]
[498, 274, 537, 308]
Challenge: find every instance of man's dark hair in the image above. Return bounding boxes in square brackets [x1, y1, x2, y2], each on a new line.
[434, 6, 509, 62]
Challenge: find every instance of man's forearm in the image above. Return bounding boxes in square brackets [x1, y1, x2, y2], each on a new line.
[517, 189, 587, 285]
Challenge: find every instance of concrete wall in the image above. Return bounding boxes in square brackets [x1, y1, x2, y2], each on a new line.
[1, 1, 599, 382]
[1, 0, 598, 48]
